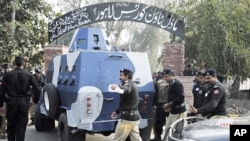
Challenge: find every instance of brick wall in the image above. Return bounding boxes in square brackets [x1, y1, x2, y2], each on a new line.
[162, 43, 185, 76]
[44, 45, 68, 73]
[162, 43, 194, 108]
[178, 76, 195, 108]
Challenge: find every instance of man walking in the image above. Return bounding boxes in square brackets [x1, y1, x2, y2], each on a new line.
[151, 71, 169, 141]
[110, 68, 142, 141]
[189, 68, 227, 119]
[162, 68, 187, 134]
[0, 56, 41, 141]
[28, 67, 46, 126]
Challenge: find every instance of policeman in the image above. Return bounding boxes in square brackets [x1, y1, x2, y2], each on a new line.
[151, 71, 169, 141]
[0, 68, 6, 139]
[0, 56, 41, 141]
[28, 67, 46, 126]
[191, 70, 208, 113]
[189, 68, 227, 119]
[162, 68, 186, 135]
[110, 68, 142, 141]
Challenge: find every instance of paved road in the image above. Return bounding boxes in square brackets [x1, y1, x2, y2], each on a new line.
[2, 124, 114, 141]
[2, 125, 155, 141]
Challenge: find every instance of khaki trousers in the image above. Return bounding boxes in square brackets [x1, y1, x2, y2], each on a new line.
[165, 111, 187, 131]
[113, 119, 142, 141]
[0, 103, 6, 134]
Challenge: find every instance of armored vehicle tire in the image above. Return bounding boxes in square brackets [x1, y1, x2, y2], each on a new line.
[58, 113, 86, 141]
[43, 83, 59, 119]
[139, 125, 153, 141]
[34, 103, 55, 131]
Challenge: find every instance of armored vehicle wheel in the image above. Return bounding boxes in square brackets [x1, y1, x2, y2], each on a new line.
[139, 124, 153, 141]
[58, 113, 72, 141]
[34, 103, 55, 131]
[43, 83, 59, 119]
[57, 113, 86, 141]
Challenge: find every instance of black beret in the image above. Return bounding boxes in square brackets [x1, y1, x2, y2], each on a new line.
[205, 68, 217, 76]
[196, 69, 206, 76]
[35, 67, 41, 73]
[15, 56, 25, 63]
[3, 63, 9, 68]
[120, 68, 133, 74]
[163, 68, 173, 75]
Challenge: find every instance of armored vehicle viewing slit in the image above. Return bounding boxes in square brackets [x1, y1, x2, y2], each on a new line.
[35, 27, 155, 141]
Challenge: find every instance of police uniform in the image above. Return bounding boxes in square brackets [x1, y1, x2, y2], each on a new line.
[29, 67, 46, 126]
[0, 68, 6, 139]
[162, 69, 186, 133]
[196, 69, 227, 119]
[192, 71, 207, 113]
[0, 56, 41, 141]
[152, 75, 169, 141]
[112, 68, 142, 141]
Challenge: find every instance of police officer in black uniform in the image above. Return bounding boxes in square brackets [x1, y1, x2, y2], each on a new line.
[189, 68, 227, 119]
[189, 70, 208, 115]
[0, 56, 41, 141]
[28, 67, 46, 126]
[110, 68, 142, 141]
[151, 71, 169, 141]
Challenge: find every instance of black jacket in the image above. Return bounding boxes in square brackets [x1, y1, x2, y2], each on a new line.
[115, 80, 140, 121]
[197, 81, 227, 117]
[167, 78, 186, 114]
[0, 67, 41, 107]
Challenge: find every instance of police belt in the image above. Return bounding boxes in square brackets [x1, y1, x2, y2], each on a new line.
[174, 103, 185, 108]
[121, 110, 138, 115]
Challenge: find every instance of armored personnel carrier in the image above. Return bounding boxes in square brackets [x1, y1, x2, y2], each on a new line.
[34, 27, 155, 141]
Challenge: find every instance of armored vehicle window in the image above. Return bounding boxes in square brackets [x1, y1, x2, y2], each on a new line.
[72, 65, 76, 72]
[106, 40, 110, 46]
[59, 66, 62, 72]
[77, 39, 86, 46]
[93, 34, 99, 44]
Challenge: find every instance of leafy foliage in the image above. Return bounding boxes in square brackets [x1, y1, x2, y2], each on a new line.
[181, 0, 250, 79]
[0, 0, 53, 70]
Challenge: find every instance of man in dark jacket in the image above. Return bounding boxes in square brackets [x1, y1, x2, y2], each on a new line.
[0, 56, 41, 141]
[110, 68, 142, 141]
[151, 71, 169, 141]
[28, 67, 46, 126]
[189, 68, 227, 119]
[162, 68, 187, 133]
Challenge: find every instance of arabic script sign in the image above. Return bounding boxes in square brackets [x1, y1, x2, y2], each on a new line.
[48, 2, 184, 43]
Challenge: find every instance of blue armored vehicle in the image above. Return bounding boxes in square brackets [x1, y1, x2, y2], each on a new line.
[34, 27, 155, 141]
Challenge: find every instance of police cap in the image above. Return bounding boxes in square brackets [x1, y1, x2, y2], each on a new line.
[15, 56, 25, 63]
[35, 67, 41, 73]
[120, 68, 133, 75]
[196, 69, 206, 76]
[163, 68, 173, 75]
[205, 68, 217, 76]
[3, 63, 9, 68]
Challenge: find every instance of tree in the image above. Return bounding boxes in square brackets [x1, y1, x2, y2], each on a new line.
[181, 0, 250, 79]
[0, 0, 54, 70]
